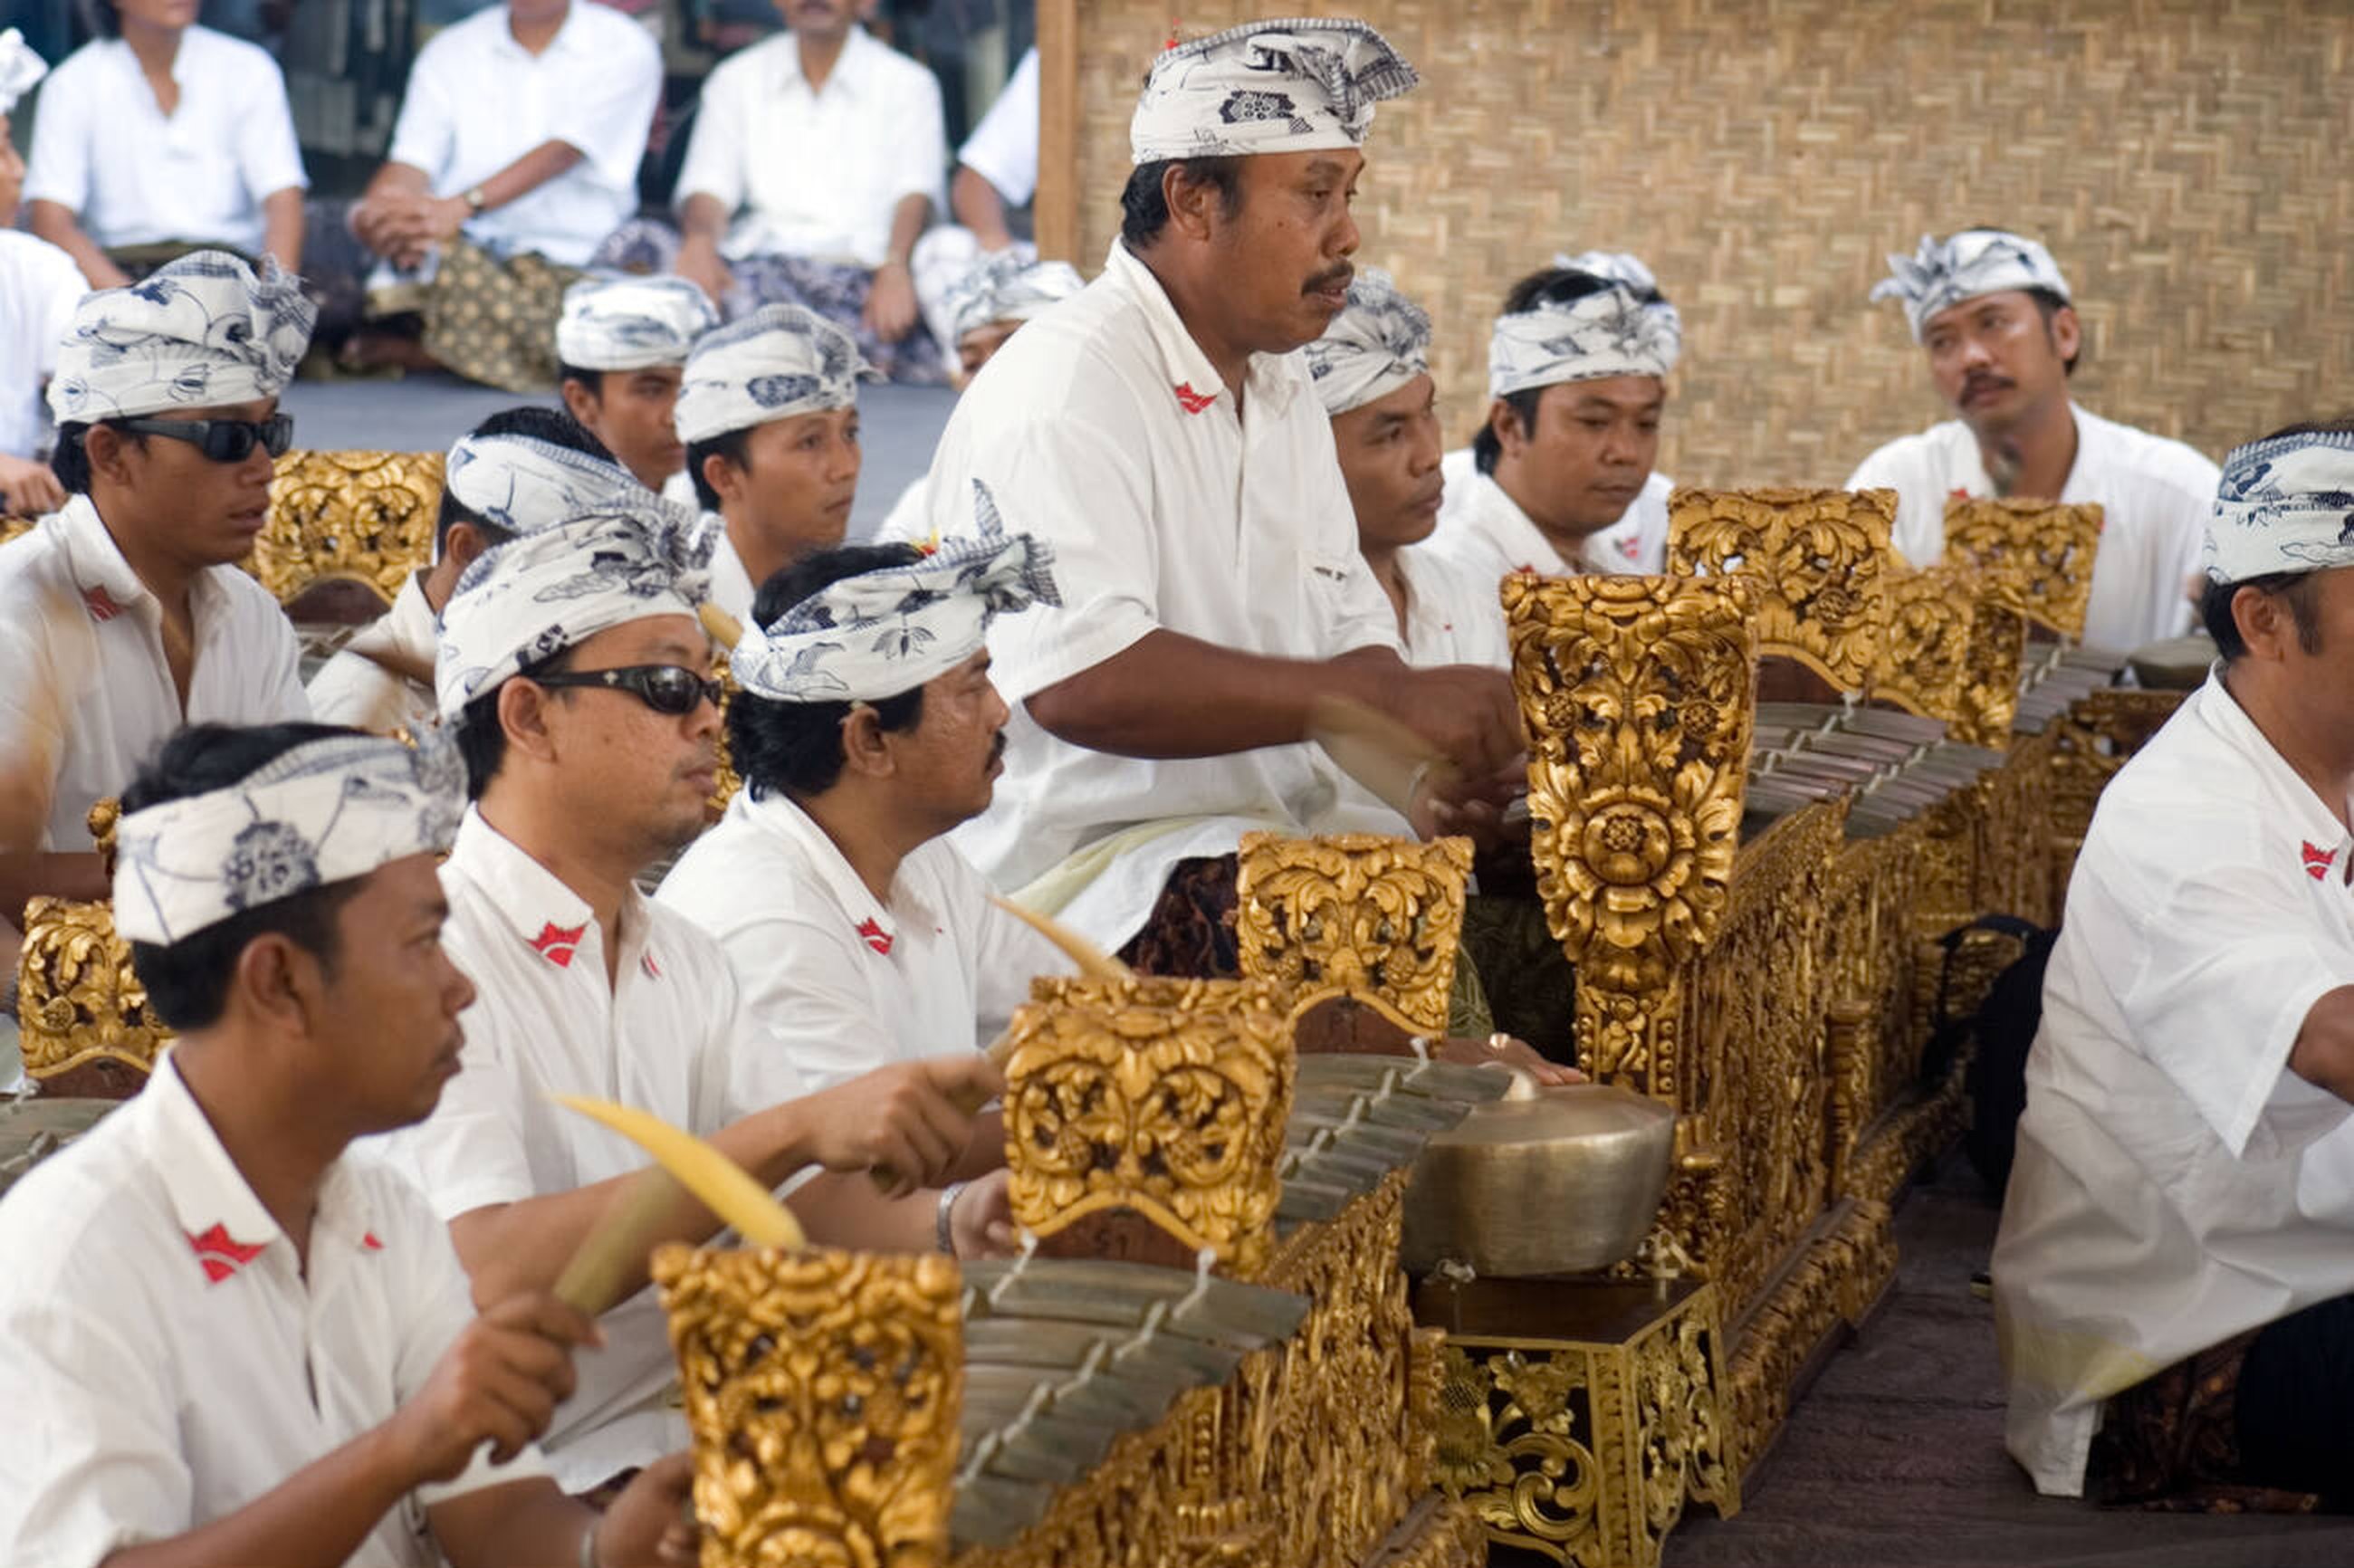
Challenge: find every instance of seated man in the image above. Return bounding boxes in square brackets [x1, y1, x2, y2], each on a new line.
[660, 524, 1073, 1090]
[672, 0, 947, 383]
[1852, 229, 2215, 653]
[1994, 420, 2354, 1506]
[308, 406, 634, 734]
[675, 303, 867, 623]
[390, 498, 1007, 1492]
[346, 0, 661, 383]
[0, 252, 310, 933]
[908, 44, 1043, 349]
[24, 0, 305, 290]
[921, 19, 1521, 971]
[555, 275, 717, 495]
[1427, 253, 1678, 586]
[0, 722, 694, 1567]
[0, 29, 86, 518]
[1306, 268, 1506, 670]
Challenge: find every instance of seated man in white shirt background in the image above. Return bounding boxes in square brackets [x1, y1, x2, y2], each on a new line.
[0, 253, 310, 977]
[393, 500, 1008, 1493]
[661, 531, 1072, 1104]
[0, 29, 84, 519]
[674, 302, 866, 624]
[0, 721, 696, 1568]
[1993, 419, 2354, 1507]
[308, 406, 634, 736]
[24, 0, 307, 290]
[1428, 253, 1678, 588]
[1849, 228, 2216, 654]
[671, 0, 948, 383]
[554, 274, 716, 497]
[1307, 268, 1507, 672]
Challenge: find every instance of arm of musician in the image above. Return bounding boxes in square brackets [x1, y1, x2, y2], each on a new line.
[789, 1165, 1015, 1258]
[259, 187, 306, 273]
[2286, 986, 2354, 1103]
[26, 201, 129, 290]
[951, 165, 1017, 253]
[432, 1457, 696, 1568]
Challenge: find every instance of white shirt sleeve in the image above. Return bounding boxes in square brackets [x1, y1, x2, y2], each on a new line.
[672, 53, 748, 213]
[21, 64, 92, 214]
[1844, 442, 1941, 567]
[384, 40, 457, 181]
[33, 243, 86, 378]
[885, 59, 949, 214]
[234, 52, 310, 198]
[955, 47, 1038, 206]
[721, 914, 901, 1100]
[546, 25, 662, 189]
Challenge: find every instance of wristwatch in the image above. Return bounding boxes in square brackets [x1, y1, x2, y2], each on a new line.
[936, 1180, 971, 1255]
[462, 185, 489, 215]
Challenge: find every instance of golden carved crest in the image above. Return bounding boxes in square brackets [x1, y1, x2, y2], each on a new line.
[1665, 487, 1895, 692]
[0, 514, 33, 546]
[1870, 567, 1978, 723]
[18, 895, 169, 1095]
[247, 450, 444, 608]
[1000, 993, 1294, 1277]
[655, 1246, 962, 1568]
[1953, 593, 2026, 748]
[1233, 831, 1471, 1037]
[1504, 574, 1756, 992]
[710, 646, 744, 817]
[1940, 496, 2104, 638]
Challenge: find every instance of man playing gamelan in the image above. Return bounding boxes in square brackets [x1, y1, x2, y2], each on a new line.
[1994, 419, 2354, 1507]
[1306, 268, 1507, 671]
[1851, 228, 2215, 654]
[388, 497, 1009, 1493]
[0, 252, 310, 944]
[0, 721, 697, 1567]
[555, 276, 718, 498]
[1426, 253, 1678, 588]
[919, 18, 1523, 974]
[660, 496, 1073, 1095]
[308, 407, 637, 736]
[675, 303, 869, 625]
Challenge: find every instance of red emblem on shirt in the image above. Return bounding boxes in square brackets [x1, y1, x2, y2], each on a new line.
[187, 1223, 266, 1285]
[2302, 842, 2338, 882]
[528, 920, 587, 968]
[361, 1231, 385, 1252]
[1172, 382, 1216, 415]
[82, 585, 123, 623]
[1947, 486, 1974, 501]
[640, 951, 663, 980]
[855, 917, 894, 956]
[1615, 535, 1641, 561]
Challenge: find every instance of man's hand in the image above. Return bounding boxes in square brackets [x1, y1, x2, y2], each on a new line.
[800, 1056, 1004, 1197]
[947, 1168, 1018, 1259]
[352, 188, 443, 267]
[1433, 1034, 1584, 1087]
[862, 260, 919, 343]
[381, 1292, 598, 1484]
[0, 454, 65, 518]
[595, 1452, 700, 1568]
[675, 237, 734, 306]
[1373, 663, 1524, 779]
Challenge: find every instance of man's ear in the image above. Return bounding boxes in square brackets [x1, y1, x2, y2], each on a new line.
[1163, 163, 1231, 244]
[1488, 397, 1528, 462]
[496, 675, 562, 765]
[227, 930, 324, 1037]
[443, 521, 491, 576]
[82, 423, 139, 487]
[2047, 304, 2082, 366]
[837, 702, 897, 780]
[558, 377, 602, 429]
[703, 449, 743, 510]
[2233, 582, 2294, 664]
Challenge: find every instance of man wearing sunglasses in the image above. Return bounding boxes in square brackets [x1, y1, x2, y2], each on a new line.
[387, 499, 1010, 1495]
[0, 250, 312, 977]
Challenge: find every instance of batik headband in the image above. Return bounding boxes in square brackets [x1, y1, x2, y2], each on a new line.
[674, 303, 872, 445]
[0, 27, 46, 117]
[1488, 283, 1680, 399]
[443, 432, 641, 540]
[1303, 268, 1430, 416]
[943, 252, 1085, 346]
[1130, 17, 1418, 164]
[2204, 428, 2354, 583]
[732, 479, 1058, 703]
[1550, 249, 1684, 350]
[48, 250, 317, 423]
[114, 730, 466, 945]
[435, 496, 715, 718]
[556, 276, 718, 372]
[1871, 230, 2072, 341]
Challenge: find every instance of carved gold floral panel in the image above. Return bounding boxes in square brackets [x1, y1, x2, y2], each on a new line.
[247, 449, 444, 607]
[1233, 830, 1472, 1036]
[1940, 496, 2104, 639]
[1665, 487, 1896, 693]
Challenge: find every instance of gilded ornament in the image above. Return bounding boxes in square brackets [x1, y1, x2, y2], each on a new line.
[1234, 831, 1471, 1036]
[1940, 495, 2104, 638]
[17, 895, 169, 1094]
[246, 449, 443, 607]
[1664, 487, 1897, 692]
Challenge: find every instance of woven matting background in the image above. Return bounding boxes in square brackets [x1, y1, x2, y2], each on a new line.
[1050, 0, 2353, 485]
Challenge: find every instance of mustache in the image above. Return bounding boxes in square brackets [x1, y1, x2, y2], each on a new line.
[1961, 371, 2014, 398]
[988, 731, 1008, 767]
[1304, 263, 1354, 296]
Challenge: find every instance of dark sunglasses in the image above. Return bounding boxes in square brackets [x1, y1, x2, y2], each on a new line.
[114, 413, 295, 463]
[533, 664, 723, 716]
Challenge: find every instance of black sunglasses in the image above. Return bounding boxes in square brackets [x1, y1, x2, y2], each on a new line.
[114, 413, 295, 463]
[533, 664, 723, 716]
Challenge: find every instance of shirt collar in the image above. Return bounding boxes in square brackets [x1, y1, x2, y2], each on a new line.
[56, 493, 159, 624]
[1464, 470, 1572, 575]
[449, 806, 609, 969]
[778, 25, 874, 97]
[491, 1, 589, 60]
[740, 789, 900, 953]
[2193, 665, 2354, 875]
[1101, 239, 1303, 420]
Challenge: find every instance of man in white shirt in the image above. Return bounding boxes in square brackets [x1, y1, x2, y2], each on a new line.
[0, 252, 310, 937]
[1993, 420, 2354, 1506]
[1427, 253, 1679, 589]
[1849, 229, 2216, 654]
[0, 721, 695, 1568]
[919, 18, 1521, 972]
[1307, 268, 1507, 671]
[0, 29, 85, 515]
[661, 527, 1072, 1094]
[394, 499, 1007, 1491]
[674, 303, 868, 624]
[672, 0, 947, 382]
[24, 0, 306, 289]
[308, 407, 636, 735]
[555, 275, 717, 495]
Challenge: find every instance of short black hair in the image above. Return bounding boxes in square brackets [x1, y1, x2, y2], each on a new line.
[557, 361, 608, 401]
[729, 544, 927, 800]
[50, 420, 150, 497]
[119, 722, 371, 1030]
[2198, 414, 2354, 659]
[435, 405, 616, 553]
[684, 426, 755, 513]
[1119, 157, 1246, 249]
[1470, 265, 1664, 475]
[452, 643, 577, 798]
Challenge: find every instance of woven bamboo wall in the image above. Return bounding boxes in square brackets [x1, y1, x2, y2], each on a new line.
[1042, 0, 2353, 486]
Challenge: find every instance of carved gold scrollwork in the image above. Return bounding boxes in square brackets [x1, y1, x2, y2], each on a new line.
[18, 895, 169, 1094]
[1939, 496, 2104, 639]
[1870, 566, 1977, 722]
[1953, 592, 2025, 748]
[1665, 487, 1896, 693]
[709, 647, 744, 817]
[0, 514, 34, 546]
[1233, 831, 1471, 1037]
[248, 449, 444, 607]
[655, 1246, 962, 1568]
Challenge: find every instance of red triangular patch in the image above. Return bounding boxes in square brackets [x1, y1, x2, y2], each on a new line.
[187, 1222, 266, 1284]
[1172, 382, 1216, 415]
[529, 920, 587, 968]
[82, 585, 123, 623]
[2302, 841, 2337, 882]
[855, 917, 894, 956]
[361, 1231, 384, 1251]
